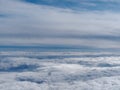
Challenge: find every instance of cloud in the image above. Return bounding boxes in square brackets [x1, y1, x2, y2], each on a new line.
[22, 0, 120, 11]
[0, 0, 120, 51]
[0, 52, 120, 90]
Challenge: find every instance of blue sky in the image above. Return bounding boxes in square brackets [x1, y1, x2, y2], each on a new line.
[0, 0, 120, 51]
[22, 0, 120, 11]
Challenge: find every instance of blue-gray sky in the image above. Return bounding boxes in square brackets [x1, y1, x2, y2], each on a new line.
[0, 0, 120, 51]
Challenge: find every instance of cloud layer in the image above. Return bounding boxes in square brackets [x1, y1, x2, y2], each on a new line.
[0, 51, 120, 90]
[0, 0, 120, 51]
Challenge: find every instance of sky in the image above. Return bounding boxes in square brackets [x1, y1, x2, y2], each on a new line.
[0, 0, 120, 51]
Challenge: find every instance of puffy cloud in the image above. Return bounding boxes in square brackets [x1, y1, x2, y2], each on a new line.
[0, 51, 120, 90]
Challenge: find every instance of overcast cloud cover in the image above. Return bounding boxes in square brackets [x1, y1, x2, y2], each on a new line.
[0, 0, 120, 51]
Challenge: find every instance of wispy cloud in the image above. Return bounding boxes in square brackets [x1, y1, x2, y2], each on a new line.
[0, 0, 120, 51]
[22, 0, 120, 11]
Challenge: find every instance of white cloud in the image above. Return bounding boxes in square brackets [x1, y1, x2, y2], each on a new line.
[0, 0, 120, 50]
[0, 51, 120, 90]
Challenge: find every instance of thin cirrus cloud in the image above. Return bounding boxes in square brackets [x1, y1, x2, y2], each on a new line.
[0, 0, 120, 51]
[22, 0, 120, 11]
